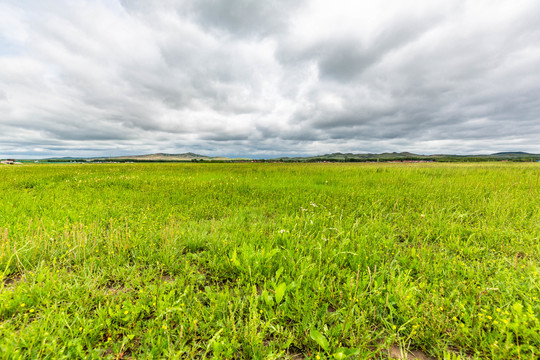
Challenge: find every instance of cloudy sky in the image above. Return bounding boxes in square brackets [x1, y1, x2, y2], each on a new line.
[1, 0, 540, 158]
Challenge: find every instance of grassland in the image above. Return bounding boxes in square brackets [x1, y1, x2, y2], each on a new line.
[0, 163, 538, 359]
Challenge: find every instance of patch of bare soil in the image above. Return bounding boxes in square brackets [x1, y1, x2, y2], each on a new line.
[286, 352, 305, 360]
[386, 344, 435, 360]
[107, 287, 129, 295]
[103, 280, 129, 295]
[161, 274, 174, 283]
[1, 273, 23, 289]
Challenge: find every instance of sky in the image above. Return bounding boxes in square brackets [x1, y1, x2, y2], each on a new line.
[1, 0, 540, 158]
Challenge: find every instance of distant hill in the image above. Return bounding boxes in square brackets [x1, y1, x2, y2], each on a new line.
[41, 152, 233, 162]
[104, 152, 228, 161]
[274, 152, 540, 162]
[32, 151, 540, 163]
[276, 152, 429, 161]
[490, 152, 535, 157]
[44, 157, 86, 160]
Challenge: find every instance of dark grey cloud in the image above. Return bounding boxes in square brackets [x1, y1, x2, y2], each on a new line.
[1, 0, 540, 158]
[119, 0, 306, 37]
[185, 0, 306, 37]
[278, 14, 443, 81]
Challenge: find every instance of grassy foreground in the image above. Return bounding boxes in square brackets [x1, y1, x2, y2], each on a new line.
[0, 163, 538, 359]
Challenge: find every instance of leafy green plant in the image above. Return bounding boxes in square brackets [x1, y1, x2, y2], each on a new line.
[274, 282, 287, 304]
[310, 328, 329, 352]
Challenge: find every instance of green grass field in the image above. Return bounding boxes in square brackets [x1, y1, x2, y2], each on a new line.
[0, 163, 538, 359]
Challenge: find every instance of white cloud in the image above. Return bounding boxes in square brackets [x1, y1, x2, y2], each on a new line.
[1, 0, 540, 158]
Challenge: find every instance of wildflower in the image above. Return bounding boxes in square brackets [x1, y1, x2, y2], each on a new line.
[392, 325, 397, 330]
[20, 303, 26, 307]
[79, 327, 83, 331]
[162, 324, 167, 330]
[124, 311, 129, 315]
[29, 309, 35, 313]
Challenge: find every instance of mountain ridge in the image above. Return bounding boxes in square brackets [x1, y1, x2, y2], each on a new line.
[22, 151, 540, 163]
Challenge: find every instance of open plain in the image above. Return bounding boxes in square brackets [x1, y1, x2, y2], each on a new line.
[0, 163, 538, 359]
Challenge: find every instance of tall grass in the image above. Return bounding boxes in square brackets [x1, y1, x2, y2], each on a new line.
[0, 163, 538, 359]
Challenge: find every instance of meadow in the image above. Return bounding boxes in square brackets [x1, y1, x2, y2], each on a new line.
[0, 163, 538, 359]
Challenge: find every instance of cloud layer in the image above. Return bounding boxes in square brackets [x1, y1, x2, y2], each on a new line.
[1, 0, 540, 158]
